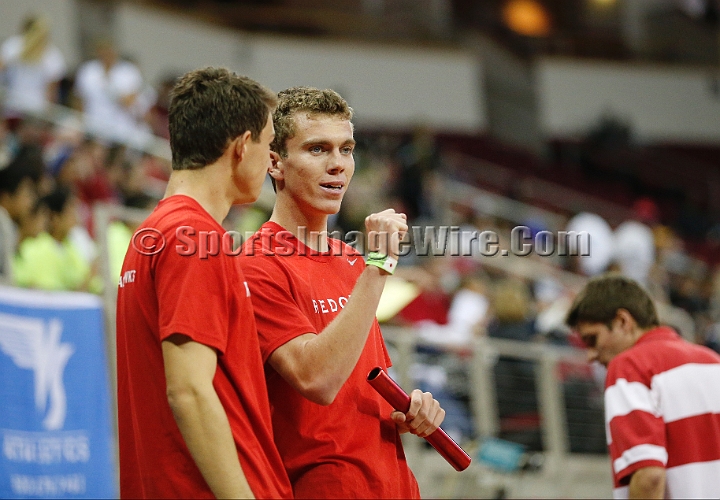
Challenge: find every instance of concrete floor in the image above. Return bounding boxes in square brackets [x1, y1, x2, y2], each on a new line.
[405, 440, 613, 499]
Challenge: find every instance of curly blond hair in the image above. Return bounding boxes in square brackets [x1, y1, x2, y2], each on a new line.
[271, 87, 353, 159]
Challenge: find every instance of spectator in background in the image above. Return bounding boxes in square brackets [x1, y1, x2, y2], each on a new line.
[488, 278, 535, 341]
[107, 193, 156, 281]
[16, 195, 49, 245]
[613, 198, 657, 287]
[145, 74, 177, 140]
[392, 124, 441, 222]
[0, 14, 66, 120]
[411, 272, 489, 443]
[567, 274, 720, 499]
[415, 273, 490, 348]
[9, 142, 48, 188]
[0, 159, 37, 282]
[43, 115, 85, 178]
[74, 39, 153, 149]
[488, 277, 541, 450]
[565, 211, 614, 277]
[533, 276, 574, 344]
[13, 185, 99, 292]
[393, 255, 456, 326]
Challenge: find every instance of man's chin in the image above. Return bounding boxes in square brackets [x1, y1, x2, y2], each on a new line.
[319, 203, 342, 216]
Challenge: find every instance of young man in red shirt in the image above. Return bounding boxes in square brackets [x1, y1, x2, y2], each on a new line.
[566, 274, 720, 499]
[239, 87, 445, 498]
[116, 67, 292, 499]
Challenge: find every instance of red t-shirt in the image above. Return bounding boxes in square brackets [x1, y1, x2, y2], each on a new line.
[116, 196, 292, 499]
[605, 326, 720, 499]
[240, 222, 420, 499]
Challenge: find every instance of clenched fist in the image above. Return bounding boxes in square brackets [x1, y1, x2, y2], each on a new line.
[365, 209, 408, 260]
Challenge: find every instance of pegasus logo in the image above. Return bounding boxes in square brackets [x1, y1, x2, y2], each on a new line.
[0, 313, 75, 430]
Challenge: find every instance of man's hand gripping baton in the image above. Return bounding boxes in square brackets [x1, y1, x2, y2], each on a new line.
[367, 367, 472, 471]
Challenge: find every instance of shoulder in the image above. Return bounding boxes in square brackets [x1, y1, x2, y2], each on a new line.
[132, 198, 223, 257]
[606, 346, 651, 388]
[240, 234, 292, 280]
[240, 223, 297, 260]
[151, 197, 216, 228]
[607, 332, 720, 388]
[679, 338, 720, 364]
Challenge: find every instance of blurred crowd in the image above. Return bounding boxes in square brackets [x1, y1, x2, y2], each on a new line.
[0, 14, 170, 292]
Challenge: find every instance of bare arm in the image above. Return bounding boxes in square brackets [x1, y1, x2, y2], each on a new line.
[268, 209, 406, 405]
[269, 264, 389, 405]
[163, 334, 254, 499]
[628, 466, 665, 499]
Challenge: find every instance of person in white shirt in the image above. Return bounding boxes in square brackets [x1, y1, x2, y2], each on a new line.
[74, 39, 153, 149]
[565, 211, 614, 277]
[0, 15, 66, 118]
[613, 219, 655, 287]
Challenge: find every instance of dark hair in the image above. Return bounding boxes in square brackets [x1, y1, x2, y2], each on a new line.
[565, 273, 659, 329]
[0, 145, 43, 196]
[9, 144, 45, 184]
[271, 86, 353, 159]
[38, 185, 73, 214]
[168, 67, 276, 171]
[0, 166, 31, 197]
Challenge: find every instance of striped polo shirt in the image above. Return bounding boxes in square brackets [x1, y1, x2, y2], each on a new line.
[604, 326, 720, 498]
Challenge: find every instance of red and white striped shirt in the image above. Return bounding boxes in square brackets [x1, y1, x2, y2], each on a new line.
[605, 326, 720, 499]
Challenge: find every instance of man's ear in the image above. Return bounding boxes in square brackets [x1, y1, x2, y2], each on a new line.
[268, 150, 284, 180]
[234, 131, 253, 162]
[614, 308, 637, 334]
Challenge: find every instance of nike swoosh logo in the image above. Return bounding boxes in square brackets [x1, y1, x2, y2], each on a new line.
[348, 258, 358, 266]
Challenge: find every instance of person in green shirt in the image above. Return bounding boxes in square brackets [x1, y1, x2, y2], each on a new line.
[14, 185, 98, 292]
[107, 193, 157, 281]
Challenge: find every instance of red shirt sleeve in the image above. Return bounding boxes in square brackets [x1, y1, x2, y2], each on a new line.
[605, 356, 667, 486]
[155, 217, 233, 354]
[241, 255, 317, 362]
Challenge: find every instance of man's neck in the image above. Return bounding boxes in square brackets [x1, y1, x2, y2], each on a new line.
[164, 166, 232, 225]
[269, 201, 329, 253]
[635, 325, 658, 342]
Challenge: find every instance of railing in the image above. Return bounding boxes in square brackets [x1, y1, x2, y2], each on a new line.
[442, 151, 634, 227]
[382, 326, 612, 497]
[384, 328, 583, 454]
[440, 177, 569, 231]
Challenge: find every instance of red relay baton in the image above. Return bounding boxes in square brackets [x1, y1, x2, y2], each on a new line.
[367, 367, 472, 471]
